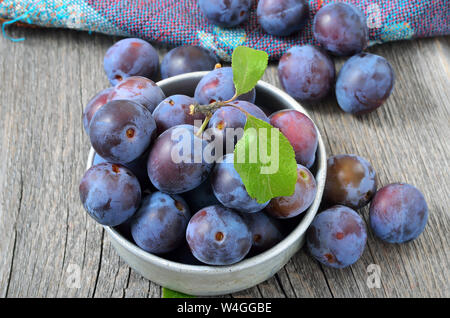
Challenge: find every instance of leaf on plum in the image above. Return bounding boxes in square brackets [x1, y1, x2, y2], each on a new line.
[233, 115, 297, 204]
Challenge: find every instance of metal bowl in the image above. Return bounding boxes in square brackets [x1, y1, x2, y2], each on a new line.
[86, 71, 327, 296]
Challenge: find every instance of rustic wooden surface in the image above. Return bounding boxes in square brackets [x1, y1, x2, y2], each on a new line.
[0, 26, 448, 298]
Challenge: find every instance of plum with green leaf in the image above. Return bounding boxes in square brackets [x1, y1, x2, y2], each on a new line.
[193, 46, 299, 206]
[194, 67, 256, 105]
[207, 100, 269, 154]
[212, 153, 270, 213]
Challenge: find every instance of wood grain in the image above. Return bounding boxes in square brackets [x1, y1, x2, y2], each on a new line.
[0, 26, 448, 298]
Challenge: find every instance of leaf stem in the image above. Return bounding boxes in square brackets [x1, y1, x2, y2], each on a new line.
[222, 93, 238, 105]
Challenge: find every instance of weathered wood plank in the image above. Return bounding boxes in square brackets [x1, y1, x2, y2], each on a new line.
[0, 25, 448, 298]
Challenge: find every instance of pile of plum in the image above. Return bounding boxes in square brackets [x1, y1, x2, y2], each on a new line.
[312, 156, 428, 268]
[199, 0, 309, 36]
[80, 1, 428, 270]
[81, 40, 320, 266]
[200, 1, 395, 114]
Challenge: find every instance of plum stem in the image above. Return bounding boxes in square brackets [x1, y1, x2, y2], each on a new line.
[195, 114, 212, 137]
[189, 102, 221, 116]
[190, 93, 240, 137]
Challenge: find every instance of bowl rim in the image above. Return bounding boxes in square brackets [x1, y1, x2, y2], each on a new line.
[86, 71, 327, 275]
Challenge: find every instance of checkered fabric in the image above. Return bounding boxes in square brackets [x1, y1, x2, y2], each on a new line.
[0, 0, 448, 60]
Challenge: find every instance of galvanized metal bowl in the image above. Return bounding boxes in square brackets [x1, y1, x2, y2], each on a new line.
[86, 71, 327, 296]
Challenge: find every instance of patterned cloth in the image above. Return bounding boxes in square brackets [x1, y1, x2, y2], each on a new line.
[0, 0, 448, 61]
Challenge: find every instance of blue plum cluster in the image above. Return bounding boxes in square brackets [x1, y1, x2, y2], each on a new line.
[83, 45, 321, 265]
[198, 0, 311, 37]
[271, 4, 405, 271]
[82, 30, 421, 274]
[317, 152, 428, 268]
[276, 2, 395, 115]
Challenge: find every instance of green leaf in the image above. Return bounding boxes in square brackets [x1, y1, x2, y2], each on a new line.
[232, 46, 268, 97]
[234, 115, 297, 204]
[162, 288, 195, 298]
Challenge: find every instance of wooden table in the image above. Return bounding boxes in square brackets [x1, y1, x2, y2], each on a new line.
[0, 26, 448, 298]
